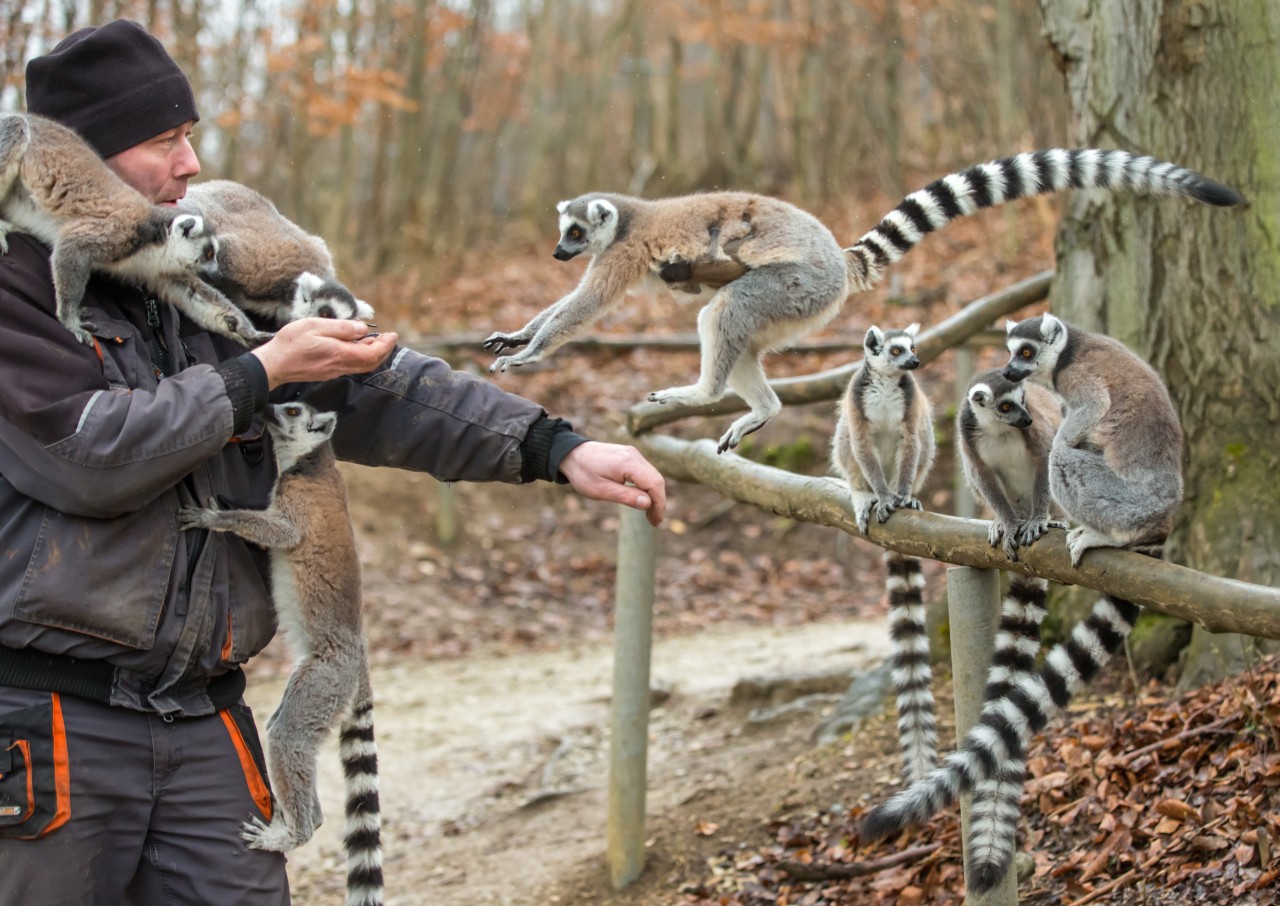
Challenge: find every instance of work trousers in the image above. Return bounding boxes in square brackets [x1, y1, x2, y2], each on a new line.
[0, 686, 289, 905]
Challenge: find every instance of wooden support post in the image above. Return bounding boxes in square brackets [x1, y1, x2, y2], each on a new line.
[946, 566, 1019, 906]
[607, 504, 657, 889]
[953, 345, 977, 519]
[435, 479, 458, 546]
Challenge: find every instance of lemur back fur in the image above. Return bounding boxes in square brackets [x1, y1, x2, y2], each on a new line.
[0, 112, 268, 347]
[485, 148, 1241, 453]
[181, 180, 373, 326]
[177, 403, 383, 906]
[829, 324, 937, 785]
[862, 316, 1184, 889]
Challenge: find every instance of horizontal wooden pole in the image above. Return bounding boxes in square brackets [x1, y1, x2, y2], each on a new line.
[637, 433, 1280, 640]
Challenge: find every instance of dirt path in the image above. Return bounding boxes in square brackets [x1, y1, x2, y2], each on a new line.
[245, 616, 892, 905]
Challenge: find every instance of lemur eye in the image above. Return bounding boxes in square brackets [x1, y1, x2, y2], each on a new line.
[568, 227, 583, 240]
[318, 306, 335, 318]
[999, 402, 1012, 413]
[890, 347, 902, 356]
[285, 406, 301, 418]
[1020, 347, 1034, 359]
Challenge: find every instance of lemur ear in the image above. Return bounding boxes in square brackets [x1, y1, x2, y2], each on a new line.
[904, 322, 921, 338]
[864, 326, 885, 355]
[294, 271, 325, 300]
[587, 199, 616, 225]
[556, 200, 571, 214]
[1005, 319, 1019, 335]
[969, 384, 992, 407]
[1041, 313, 1065, 343]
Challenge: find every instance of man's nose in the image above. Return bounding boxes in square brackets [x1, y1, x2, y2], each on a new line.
[174, 135, 201, 180]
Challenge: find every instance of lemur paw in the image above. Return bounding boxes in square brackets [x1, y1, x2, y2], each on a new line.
[482, 332, 529, 355]
[176, 506, 218, 531]
[1066, 526, 1116, 567]
[240, 815, 306, 852]
[1016, 518, 1051, 548]
[647, 386, 698, 407]
[855, 501, 875, 535]
[894, 495, 923, 512]
[59, 317, 95, 346]
[873, 497, 899, 524]
[489, 353, 533, 373]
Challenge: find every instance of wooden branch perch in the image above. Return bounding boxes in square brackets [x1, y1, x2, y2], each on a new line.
[635, 433, 1280, 640]
[626, 270, 1053, 436]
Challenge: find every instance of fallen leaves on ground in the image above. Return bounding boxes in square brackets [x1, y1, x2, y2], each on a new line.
[678, 655, 1280, 906]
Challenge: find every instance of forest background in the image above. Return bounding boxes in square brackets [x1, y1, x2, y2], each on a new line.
[2, 2, 1278, 903]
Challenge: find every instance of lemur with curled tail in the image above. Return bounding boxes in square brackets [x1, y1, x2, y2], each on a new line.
[954, 368, 1064, 893]
[484, 149, 1241, 453]
[177, 401, 383, 906]
[829, 324, 938, 785]
[181, 179, 375, 327]
[861, 315, 1184, 887]
[0, 112, 270, 347]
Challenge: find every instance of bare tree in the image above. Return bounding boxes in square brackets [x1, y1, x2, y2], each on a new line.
[1037, 0, 1280, 687]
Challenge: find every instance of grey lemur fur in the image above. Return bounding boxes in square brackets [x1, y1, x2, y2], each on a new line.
[181, 180, 374, 327]
[177, 402, 383, 906]
[484, 149, 1241, 453]
[0, 112, 269, 347]
[829, 323, 937, 785]
[954, 368, 1065, 892]
[958, 368, 1065, 562]
[861, 315, 1183, 892]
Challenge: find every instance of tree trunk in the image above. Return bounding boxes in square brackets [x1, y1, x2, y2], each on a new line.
[1037, 0, 1280, 689]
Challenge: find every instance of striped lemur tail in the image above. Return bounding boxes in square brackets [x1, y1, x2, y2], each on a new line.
[860, 551, 1161, 849]
[885, 551, 936, 785]
[843, 149, 1244, 292]
[340, 667, 383, 906]
[966, 574, 1049, 895]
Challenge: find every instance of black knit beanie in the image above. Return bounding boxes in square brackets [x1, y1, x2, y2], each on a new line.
[25, 19, 199, 160]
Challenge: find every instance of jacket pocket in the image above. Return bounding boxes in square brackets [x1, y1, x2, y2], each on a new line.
[84, 311, 147, 392]
[12, 489, 179, 648]
[0, 695, 71, 839]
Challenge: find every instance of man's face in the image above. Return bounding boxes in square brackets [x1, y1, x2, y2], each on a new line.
[105, 120, 200, 205]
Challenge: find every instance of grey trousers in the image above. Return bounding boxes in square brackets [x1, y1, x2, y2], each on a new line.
[0, 686, 289, 905]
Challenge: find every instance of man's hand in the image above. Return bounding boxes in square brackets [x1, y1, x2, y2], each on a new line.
[558, 441, 667, 526]
[251, 318, 398, 389]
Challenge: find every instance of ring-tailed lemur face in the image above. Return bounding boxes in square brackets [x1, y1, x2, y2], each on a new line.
[266, 401, 338, 460]
[552, 196, 619, 261]
[166, 213, 221, 279]
[1003, 314, 1065, 384]
[968, 378, 1032, 429]
[864, 322, 921, 371]
[289, 272, 375, 323]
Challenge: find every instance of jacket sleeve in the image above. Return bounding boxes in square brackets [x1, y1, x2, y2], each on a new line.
[0, 240, 238, 518]
[287, 346, 563, 484]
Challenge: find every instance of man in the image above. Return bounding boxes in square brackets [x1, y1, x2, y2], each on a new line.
[0, 19, 665, 904]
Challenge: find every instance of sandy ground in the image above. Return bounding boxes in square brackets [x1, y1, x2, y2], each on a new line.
[244, 616, 893, 905]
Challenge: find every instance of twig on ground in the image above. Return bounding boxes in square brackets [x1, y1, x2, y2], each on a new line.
[777, 843, 942, 881]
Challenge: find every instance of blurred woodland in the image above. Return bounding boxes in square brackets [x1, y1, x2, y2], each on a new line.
[1, 0, 1068, 276]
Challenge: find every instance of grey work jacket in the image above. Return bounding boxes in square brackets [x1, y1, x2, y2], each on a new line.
[0, 233, 558, 717]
